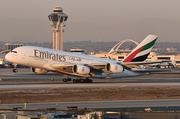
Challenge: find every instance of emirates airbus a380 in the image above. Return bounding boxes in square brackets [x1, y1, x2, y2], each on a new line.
[5, 35, 169, 83]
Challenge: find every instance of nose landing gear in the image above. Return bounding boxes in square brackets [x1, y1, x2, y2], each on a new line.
[12, 64, 18, 73]
[13, 69, 18, 73]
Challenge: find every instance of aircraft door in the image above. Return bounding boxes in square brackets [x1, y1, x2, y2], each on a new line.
[22, 52, 31, 66]
[22, 53, 26, 59]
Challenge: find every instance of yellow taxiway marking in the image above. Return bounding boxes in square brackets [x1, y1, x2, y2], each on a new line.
[50, 86, 60, 89]
[120, 85, 126, 88]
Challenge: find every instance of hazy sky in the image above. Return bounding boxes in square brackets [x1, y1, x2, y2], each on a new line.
[0, 0, 180, 43]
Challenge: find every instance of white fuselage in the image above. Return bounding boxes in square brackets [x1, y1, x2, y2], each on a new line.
[5, 46, 147, 79]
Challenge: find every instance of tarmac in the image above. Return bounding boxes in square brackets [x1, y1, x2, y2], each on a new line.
[1, 68, 180, 111]
[1, 68, 180, 90]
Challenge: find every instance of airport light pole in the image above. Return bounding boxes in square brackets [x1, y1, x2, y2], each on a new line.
[48, 6, 68, 50]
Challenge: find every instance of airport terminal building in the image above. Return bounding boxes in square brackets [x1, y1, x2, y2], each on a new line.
[4, 43, 23, 51]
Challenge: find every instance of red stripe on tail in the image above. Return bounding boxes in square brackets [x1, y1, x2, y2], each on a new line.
[123, 46, 144, 62]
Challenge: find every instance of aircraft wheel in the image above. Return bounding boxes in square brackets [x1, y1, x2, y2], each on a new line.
[77, 79, 81, 83]
[67, 78, 71, 81]
[13, 69, 18, 73]
[80, 79, 84, 83]
[84, 79, 89, 83]
[73, 79, 76, 83]
[89, 79, 93, 83]
[84, 78, 92, 83]
[63, 79, 67, 82]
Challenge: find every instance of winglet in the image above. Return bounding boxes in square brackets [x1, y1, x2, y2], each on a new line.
[122, 35, 158, 62]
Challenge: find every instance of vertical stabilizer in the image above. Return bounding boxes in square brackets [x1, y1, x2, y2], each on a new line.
[122, 35, 158, 62]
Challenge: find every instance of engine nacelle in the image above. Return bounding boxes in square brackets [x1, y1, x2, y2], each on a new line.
[72, 64, 90, 75]
[31, 67, 48, 74]
[105, 63, 123, 73]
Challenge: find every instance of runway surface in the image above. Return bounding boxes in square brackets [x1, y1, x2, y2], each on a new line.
[1, 68, 180, 90]
[2, 99, 180, 110]
[1, 81, 180, 90]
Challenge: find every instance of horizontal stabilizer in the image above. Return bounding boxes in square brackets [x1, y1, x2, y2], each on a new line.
[121, 60, 167, 66]
[131, 68, 171, 73]
[120, 60, 168, 69]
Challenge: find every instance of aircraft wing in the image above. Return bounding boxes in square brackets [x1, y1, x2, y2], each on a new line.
[48, 63, 106, 77]
[49, 63, 90, 77]
[131, 68, 171, 73]
[46, 60, 171, 77]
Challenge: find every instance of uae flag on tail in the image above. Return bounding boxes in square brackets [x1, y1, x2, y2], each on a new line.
[123, 35, 158, 62]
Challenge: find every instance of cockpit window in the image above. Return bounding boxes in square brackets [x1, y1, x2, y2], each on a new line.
[11, 51, 17, 53]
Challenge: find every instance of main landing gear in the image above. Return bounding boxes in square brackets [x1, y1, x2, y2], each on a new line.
[62, 78, 71, 82]
[62, 77, 93, 83]
[73, 78, 93, 83]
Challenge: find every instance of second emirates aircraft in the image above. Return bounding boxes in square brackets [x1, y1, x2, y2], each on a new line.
[5, 35, 169, 83]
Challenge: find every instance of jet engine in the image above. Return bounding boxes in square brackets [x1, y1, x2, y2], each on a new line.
[72, 64, 90, 75]
[31, 67, 48, 74]
[105, 63, 123, 73]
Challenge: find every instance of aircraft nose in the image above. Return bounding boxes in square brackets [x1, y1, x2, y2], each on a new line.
[5, 53, 11, 62]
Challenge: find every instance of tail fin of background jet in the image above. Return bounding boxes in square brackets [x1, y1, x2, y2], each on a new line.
[107, 56, 111, 59]
[122, 35, 158, 62]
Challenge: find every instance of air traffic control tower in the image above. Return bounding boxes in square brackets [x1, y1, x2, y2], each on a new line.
[48, 6, 68, 50]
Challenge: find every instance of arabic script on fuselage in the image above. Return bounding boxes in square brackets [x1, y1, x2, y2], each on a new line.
[69, 57, 81, 62]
